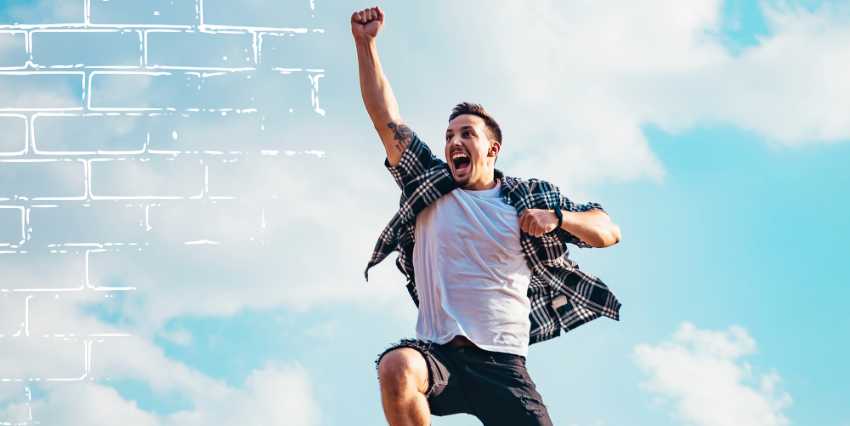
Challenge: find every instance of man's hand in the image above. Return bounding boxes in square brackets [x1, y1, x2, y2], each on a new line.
[351, 6, 384, 43]
[521, 207, 621, 247]
[519, 209, 559, 238]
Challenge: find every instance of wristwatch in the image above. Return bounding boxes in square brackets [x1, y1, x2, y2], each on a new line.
[553, 207, 563, 231]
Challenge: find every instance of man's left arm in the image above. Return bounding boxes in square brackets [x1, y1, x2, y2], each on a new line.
[558, 208, 620, 248]
[519, 204, 621, 248]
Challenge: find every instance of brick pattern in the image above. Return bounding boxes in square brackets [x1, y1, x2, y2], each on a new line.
[0, 1, 324, 421]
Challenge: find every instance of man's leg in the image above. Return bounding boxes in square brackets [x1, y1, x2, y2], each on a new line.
[460, 348, 554, 426]
[377, 347, 431, 426]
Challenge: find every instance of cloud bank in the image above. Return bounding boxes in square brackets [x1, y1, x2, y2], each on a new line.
[634, 322, 791, 426]
[443, 1, 850, 187]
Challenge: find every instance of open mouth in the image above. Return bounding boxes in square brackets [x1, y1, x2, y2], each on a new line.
[451, 153, 471, 174]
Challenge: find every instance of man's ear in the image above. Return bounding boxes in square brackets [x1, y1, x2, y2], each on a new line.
[489, 140, 501, 157]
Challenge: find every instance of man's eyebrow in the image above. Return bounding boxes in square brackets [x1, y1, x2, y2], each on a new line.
[445, 125, 475, 135]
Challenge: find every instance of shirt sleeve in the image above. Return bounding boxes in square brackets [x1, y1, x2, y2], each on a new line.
[383, 130, 446, 190]
[558, 194, 605, 248]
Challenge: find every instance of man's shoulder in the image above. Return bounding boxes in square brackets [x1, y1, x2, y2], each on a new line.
[384, 130, 451, 192]
[502, 174, 558, 192]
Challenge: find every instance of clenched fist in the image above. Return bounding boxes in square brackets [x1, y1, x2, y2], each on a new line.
[519, 209, 560, 238]
[351, 6, 384, 42]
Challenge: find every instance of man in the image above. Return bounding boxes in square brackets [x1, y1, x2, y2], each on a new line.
[353, 7, 622, 426]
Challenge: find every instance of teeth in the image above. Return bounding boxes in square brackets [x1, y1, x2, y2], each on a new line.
[451, 152, 468, 160]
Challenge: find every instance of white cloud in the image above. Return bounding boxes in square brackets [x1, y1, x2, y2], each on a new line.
[628, 2, 850, 144]
[5, 1, 841, 424]
[442, 0, 850, 188]
[162, 363, 319, 426]
[1, 1, 401, 424]
[5, 2, 848, 335]
[0, 299, 319, 426]
[634, 322, 791, 426]
[157, 327, 193, 346]
[28, 383, 159, 426]
[78, 128, 408, 329]
[13, 364, 318, 426]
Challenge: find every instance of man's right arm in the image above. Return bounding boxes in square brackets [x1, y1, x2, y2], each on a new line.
[351, 6, 410, 167]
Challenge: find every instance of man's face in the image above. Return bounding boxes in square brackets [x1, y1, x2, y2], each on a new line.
[444, 114, 500, 189]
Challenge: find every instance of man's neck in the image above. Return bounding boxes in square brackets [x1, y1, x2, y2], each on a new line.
[463, 174, 498, 190]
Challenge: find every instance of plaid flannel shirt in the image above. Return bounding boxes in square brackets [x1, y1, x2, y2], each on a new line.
[364, 131, 621, 344]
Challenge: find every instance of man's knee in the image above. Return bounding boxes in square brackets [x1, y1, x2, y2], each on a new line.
[377, 347, 429, 396]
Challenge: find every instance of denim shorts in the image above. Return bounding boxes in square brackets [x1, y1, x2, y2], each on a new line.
[375, 338, 553, 426]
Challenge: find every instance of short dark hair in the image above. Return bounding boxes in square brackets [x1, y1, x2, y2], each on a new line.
[449, 102, 502, 144]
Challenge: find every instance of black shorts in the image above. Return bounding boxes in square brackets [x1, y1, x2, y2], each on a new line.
[375, 338, 553, 426]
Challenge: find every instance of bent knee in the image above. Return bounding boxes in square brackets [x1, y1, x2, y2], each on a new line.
[377, 348, 429, 394]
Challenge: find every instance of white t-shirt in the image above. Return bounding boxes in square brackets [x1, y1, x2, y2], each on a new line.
[413, 179, 532, 357]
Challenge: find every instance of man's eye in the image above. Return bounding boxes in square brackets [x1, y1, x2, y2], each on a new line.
[462, 131, 470, 137]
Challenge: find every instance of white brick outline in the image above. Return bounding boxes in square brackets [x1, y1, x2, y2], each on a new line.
[0, 30, 29, 70]
[84, 248, 139, 291]
[0, 385, 38, 425]
[308, 72, 325, 116]
[0, 206, 26, 247]
[0, 71, 85, 112]
[29, 28, 144, 70]
[0, 113, 28, 156]
[88, 157, 205, 200]
[144, 28, 256, 71]
[256, 29, 321, 65]
[1, 25, 323, 74]
[86, 70, 169, 112]
[0, 0, 325, 391]
[0, 335, 131, 383]
[0, 158, 87, 201]
[1, 267, 93, 294]
[30, 112, 147, 156]
[0, 23, 320, 34]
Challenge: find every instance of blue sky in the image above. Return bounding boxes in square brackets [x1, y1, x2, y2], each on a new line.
[1, 1, 848, 425]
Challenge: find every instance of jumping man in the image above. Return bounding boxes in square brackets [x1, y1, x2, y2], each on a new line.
[354, 7, 623, 426]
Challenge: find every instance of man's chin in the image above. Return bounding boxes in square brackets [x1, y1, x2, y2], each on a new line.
[451, 172, 469, 185]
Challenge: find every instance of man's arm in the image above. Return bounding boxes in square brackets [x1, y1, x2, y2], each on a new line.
[519, 208, 621, 248]
[559, 209, 621, 248]
[351, 6, 410, 167]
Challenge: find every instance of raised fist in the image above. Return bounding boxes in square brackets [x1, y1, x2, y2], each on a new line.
[519, 209, 560, 238]
[351, 6, 384, 42]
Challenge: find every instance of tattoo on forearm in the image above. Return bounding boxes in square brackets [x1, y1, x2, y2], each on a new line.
[387, 122, 412, 153]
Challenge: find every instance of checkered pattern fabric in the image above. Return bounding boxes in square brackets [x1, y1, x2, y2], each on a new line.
[364, 131, 621, 344]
